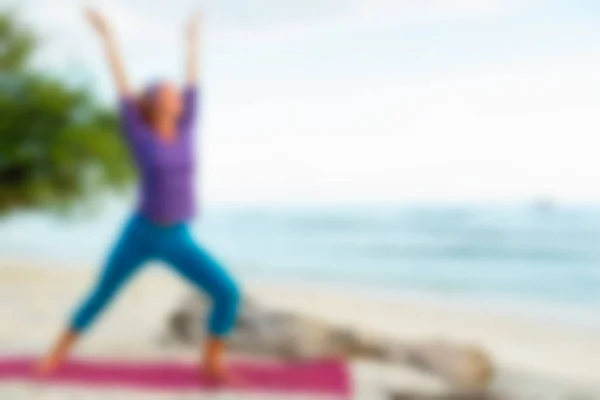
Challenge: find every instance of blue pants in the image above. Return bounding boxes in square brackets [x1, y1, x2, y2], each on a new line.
[70, 215, 241, 337]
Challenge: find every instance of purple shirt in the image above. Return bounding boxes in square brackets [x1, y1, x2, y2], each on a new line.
[120, 86, 199, 224]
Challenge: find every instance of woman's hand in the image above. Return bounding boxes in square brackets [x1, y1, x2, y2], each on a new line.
[85, 7, 131, 96]
[187, 12, 202, 43]
[85, 8, 110, 37]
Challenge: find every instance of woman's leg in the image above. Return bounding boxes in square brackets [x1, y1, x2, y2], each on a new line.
[36, 217, 151, 374]
[159, 226, 241, 379]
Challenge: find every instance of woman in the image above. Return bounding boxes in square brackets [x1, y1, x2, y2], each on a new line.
[36, 9, 241, 382]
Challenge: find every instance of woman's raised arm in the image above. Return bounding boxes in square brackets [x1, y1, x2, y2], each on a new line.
[85, 8, 133, 97]
[185, 13, 202, 87]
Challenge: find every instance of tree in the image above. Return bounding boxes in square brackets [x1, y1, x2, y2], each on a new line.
[0, 10, 135, 215]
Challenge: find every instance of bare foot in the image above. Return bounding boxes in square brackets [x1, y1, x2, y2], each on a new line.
[202, 362, 242, 386]
[34, 330, 78, 376]
[33, 356, 63, 376]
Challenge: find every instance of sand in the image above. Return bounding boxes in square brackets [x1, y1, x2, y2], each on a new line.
[0, 259, 599, 399]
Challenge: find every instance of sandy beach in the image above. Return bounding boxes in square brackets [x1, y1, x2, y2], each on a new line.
[0, 259, 599, 399]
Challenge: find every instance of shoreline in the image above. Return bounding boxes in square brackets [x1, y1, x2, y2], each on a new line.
[244, 275, 600, 334]
[4, 255, 598, 335]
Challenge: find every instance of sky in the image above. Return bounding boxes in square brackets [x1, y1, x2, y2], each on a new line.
[8, 0, 600, 205]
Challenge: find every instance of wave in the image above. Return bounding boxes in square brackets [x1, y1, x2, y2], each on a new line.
[348, 242, 600, 262]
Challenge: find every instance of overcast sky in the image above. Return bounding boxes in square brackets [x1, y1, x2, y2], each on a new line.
[9, 0, 600, 204]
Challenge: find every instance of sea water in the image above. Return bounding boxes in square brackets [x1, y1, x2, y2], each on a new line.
[0, 202, 599, 329]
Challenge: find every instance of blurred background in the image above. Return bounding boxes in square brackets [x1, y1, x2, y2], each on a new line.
[2, 0, 600, 325]
[1, 0, 600, 398]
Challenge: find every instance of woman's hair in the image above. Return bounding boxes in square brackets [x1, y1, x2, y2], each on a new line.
[137, 82, 161, 125]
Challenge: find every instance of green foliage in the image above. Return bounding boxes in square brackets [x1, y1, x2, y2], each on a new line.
[0, 11, 135, 215]
[0, 10, 35, 71]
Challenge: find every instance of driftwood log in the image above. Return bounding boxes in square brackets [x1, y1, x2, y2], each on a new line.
[163, 293, 495, 391]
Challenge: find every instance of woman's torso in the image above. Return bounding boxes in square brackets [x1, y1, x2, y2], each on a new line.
[119, 87, 199, 225]
[133, 128, 196, 225]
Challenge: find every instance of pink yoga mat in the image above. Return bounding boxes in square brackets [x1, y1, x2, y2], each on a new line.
[0, 357, 351, 395]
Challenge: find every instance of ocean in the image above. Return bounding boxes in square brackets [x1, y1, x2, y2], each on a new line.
[1, 202, 599, 329]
